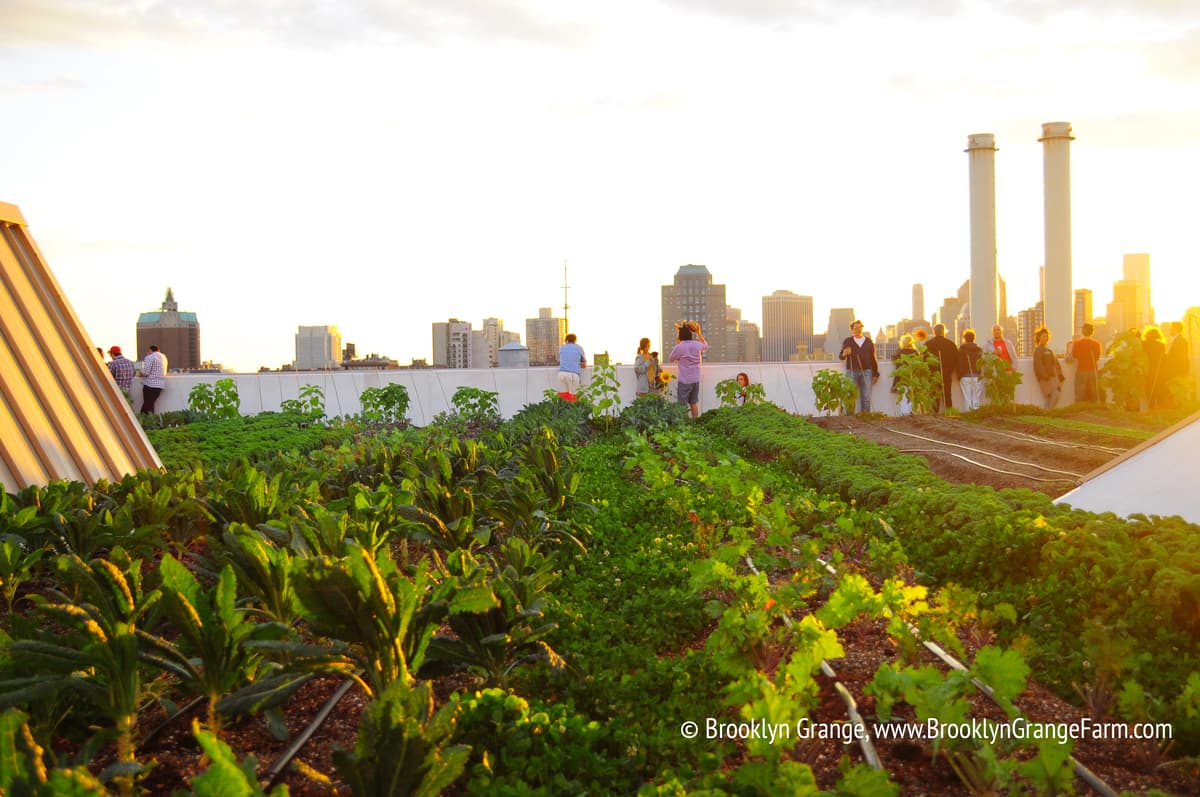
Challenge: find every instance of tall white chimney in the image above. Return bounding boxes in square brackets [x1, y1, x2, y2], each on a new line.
[966, 133, 999, 331]
[1040, 121, 1074, 351]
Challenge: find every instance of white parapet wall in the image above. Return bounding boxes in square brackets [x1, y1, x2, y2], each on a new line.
[129, 359, 1071, 425]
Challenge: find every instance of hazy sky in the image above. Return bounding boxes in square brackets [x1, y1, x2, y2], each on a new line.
[6, 0, 1199, 371]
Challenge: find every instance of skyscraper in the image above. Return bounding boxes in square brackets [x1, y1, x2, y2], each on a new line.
[432, 319, 473, 368]
[137, 288, 200, 370]
[1074, 289, 1093, 336]
[1107, 280, 1145, 334]
[480, 318, 521, 368]
[294, 325, 341, 370]
[661, 265, 729, 362]
[912, 284, 925, 325]
[762, 290, 813, 362]
[525, 308, 566, 367]
[827, 308, 856, 344]
[1122, 254, 1152, 325]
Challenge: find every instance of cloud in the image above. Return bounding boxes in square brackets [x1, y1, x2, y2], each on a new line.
[653, 0, 1198, 26]
[0, 0, 592, 51]
[1144, 26, 1200, 80]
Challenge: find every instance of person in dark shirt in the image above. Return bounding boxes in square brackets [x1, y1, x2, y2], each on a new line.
[957, 329, 984, 411]
[839, 319, 879, 414]
[1143, 326, 1167, 410]
[924, 323, 958, 412]
[1161, 321, 1191, 408]
[1032, 327, 1064, 409]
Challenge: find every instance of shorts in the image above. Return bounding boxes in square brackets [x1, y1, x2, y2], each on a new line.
[557, 370, 581, 394]
[676, 381, 699, 405]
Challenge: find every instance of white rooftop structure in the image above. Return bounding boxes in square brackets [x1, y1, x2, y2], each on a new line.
[1055, 411, 1200, 524]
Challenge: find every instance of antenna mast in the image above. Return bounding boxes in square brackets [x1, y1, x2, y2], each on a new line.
[561, 259, 570, 331]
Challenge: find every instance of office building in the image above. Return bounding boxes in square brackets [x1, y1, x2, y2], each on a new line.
[294, 325, 342, 370]
[661, 265, 729, 362]
[136, 288, 201, 370]
[762, 290, 813, 361]
[1074, 289, 1093, 336]
[432, 319, 473, 368]
[1123, 254, 1152, 325]
[526, 308, 566, 367]
[912, 284, 925, 325]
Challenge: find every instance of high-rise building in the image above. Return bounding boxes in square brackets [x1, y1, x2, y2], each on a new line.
[762, 290, 813, 362]
[479, 318, 521, 368]
[661, 265, 729, 361]
[1122, 254, 1152, 325]
[935, 281, 970, 340]
[136, 288, 200, 370]
[1074, 289, 1093, 336]
[1107, 280, 1146, 335]
[912, 284, 925, 325]
[1017, 302, 1045, 357]
[826, 308, 856, 345]
[432, 319, 473, 368]
[723, 307, 761, 363]
[294, 325, 341, 370]
[525, 308, 566, 367]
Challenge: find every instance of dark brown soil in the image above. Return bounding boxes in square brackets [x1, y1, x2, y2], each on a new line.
[808, 411, 1138, 497]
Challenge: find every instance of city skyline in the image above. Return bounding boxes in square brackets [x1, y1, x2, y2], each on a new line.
[5, 2, 1199, 372]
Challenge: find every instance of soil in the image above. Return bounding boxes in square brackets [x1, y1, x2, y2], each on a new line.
[807, 410, 1148, 498]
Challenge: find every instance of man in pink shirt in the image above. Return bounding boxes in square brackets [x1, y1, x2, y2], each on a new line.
[669, 322, 708, 418]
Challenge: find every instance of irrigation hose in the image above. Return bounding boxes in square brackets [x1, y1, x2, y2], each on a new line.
[743, 555, 883, 771]
[896, 449, 1081, 486]
[960, 422, 1126, 455]
[263, 676, 359, 790]
[878, 425, 1084, 478]
[812, 557, 1118, 797]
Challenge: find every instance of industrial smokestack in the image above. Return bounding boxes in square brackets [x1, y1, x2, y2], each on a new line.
[1040, 121, 1073, 352]
[966, 133, 999, 331]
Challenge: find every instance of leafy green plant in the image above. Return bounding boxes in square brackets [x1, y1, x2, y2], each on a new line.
[449, 387, 500, 427]
[360, 384, 411, 424]
[811, 369, 857, 416]
[188, 378, 241, 419]
[891, 351, 941, 414]
[980, 352, 1022, 409]
[0, 551, 161, 796]
[142, 555, 291, 733]
[714, 378, 767, 408]
[0, 708, 109, 796]
[280, 384, 325, 420]
[291, 548, 447, 698]
[1101, 328, 1149, 410]
[180, 717, 291, 796]
[578, 359, 622, 424]
[0, 535, 44, 613]
[420, 547, 565, 689]
[333, 678, 469, 797]
[618, 395, 689, 434]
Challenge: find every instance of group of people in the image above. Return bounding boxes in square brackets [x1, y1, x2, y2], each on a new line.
[101, 344, 167, 415]
[1131, 321, 1190, 409]
[840, 318, 1191, 414]
[559, 322, 722, 419]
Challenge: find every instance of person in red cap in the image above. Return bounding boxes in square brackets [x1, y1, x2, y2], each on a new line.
[106, 345, 134, 393]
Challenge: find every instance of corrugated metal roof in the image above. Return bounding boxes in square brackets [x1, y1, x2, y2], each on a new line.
[0, 201, 162, 492]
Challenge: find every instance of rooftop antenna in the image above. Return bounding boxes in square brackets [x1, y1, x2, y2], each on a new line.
[561, 259, 570, 331]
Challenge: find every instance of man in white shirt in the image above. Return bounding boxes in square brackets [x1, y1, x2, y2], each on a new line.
[141, 345, 168, 414]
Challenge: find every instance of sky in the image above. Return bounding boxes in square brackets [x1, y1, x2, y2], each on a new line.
[5, 0, 1200, 372]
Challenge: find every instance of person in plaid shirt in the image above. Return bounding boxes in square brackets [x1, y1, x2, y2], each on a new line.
[106, 345, 134, 392]
[140, 344, 168, 414]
